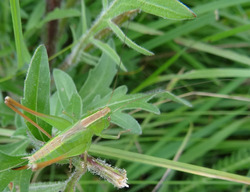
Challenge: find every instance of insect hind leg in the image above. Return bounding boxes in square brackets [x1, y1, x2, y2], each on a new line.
[99, 129, 131, 140]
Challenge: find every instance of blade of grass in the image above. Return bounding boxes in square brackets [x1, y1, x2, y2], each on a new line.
[89, 138, 250, 185]
[9, 0, 30, 68]
[175, 38, 250, 66]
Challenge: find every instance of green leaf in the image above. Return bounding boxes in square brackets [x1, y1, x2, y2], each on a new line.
[65, 0, 196, 69]
[0, 140, 30, 155]
[66, 93, 82, 120]
[204, 23, 250, 42]
[0, 101, 15, 127]
[193, 0, 250, 15]
[50, 92, 63, 116]
[125, 21, 164, 35]
[111, 111, 141, 134]
[13, 169, 32, 192]
[176, 38, 250, 67]
[124, 13, 215, 63]
[139, 0, 196, 19]
[81, 0, 88, 34]
[0, 169, 32, 192]
[34, 113, 72, 132]
[90, 142, 250, 185]
[0, 128, 14, 138]
[65, 0, 196, 68]
[108, 0, 196, 20]
[86, 86, 190, 133]
[88, 86, 190, 112]
[25, 1, 46, 31]
[180, 113, 248, 162]
[86, 85, 159, 114]
[0, 170, 16, 191]
[0, 152, 27, 172]
[107, 20, 154, 56]
[53, 69, 82, 119]
[9, 0, 31, 68]
[22, 45, 51, 141]
[159, 68, 250, 81]
[29, 182, 65, 192]
[161, 91, 192, 107]
[91, 38, 127, 71]
[79, 40, 117, 108]
[38, 8, 81, 27]
[0, 79, 23, 95]
[80, 52, 99, 66]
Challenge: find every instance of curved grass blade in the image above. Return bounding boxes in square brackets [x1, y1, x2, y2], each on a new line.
[107, 19, 154, 56]
[89, 143, 250, 185]
[91, 38, 127, 71]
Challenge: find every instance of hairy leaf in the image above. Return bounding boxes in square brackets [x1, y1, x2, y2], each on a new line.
[0, 170, 31, 192]
[79, 39, 117, 107]
[85, 86, 191, 133]
[22, 45, 51, 141]
[29, 182, 65, 192]
[0, 152, 27, 172]
[91, 38, 127, 71]
[53, 69, 82, 119]
[107, 20, 154, 56]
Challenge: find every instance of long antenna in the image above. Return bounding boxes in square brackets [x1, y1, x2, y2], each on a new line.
[5, 96, 52, 139]
[107, 19, 131, 106]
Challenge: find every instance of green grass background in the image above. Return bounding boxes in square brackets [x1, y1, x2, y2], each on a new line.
[0, 0, 250, 191]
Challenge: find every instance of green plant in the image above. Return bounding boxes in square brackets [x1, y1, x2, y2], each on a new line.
[0, 0, 250, 191]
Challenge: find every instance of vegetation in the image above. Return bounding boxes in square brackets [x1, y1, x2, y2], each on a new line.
[0, 0, 250, 191]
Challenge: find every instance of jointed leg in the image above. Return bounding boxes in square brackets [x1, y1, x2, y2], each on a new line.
[99, 129, 130, 140]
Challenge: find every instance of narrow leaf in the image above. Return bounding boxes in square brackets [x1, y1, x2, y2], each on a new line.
[108, 20, 154, 56]
[10, 0, 30, 68]
[91, 38, 127, 71]
[204, 23, 250, 42]
[38, 8, 81, 27]
[25, 1, 46, 31]
[176, 38, 250, 66]
[90, 144, 250, 185]
[125, 21, 164, 35]
[80, 52, 99, 66]
[161, 91, 192, 107]
[159, 68, 250, 81]
[29, 182, 65, 192]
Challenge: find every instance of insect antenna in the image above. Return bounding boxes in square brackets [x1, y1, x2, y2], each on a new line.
[4, 96, 52, 139]
[106, 21, 131, 106]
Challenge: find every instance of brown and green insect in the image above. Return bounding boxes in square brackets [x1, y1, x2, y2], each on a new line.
[5, 96, 130, 171]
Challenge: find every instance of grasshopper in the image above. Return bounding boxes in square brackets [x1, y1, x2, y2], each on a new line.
[5, 96, 128, 171]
